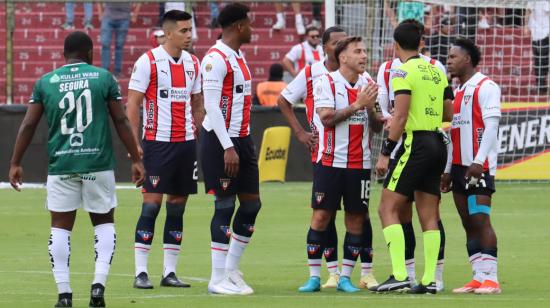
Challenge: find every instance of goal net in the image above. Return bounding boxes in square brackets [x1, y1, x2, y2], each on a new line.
[333, 0, 550, 182]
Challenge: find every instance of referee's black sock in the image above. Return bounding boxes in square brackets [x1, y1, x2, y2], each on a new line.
[402, 221, 416, 280]
[436, 219, 446, 282]
[360, 218, 373, 277]
[324, 219, 339, 274]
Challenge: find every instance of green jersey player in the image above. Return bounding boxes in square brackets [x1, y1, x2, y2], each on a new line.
[9, 32, 144, 308]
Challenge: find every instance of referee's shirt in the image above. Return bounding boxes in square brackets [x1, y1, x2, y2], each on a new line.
[391, 55, 448, 132]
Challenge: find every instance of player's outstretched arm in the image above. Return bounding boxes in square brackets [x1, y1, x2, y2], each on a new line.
[277, 95, 316, 149]
[108, 99, 145, 187]
[9, 103, 44, 191]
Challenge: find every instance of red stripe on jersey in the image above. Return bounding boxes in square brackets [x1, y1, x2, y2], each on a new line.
[472, 77, 490, 170]
[321, 75, 336, 167]
[236, 57, 252, 137]
[298, 44, 306, 71]
[208, 48, 234, 130]
[383, 61, 392, 92]
[312, 50, 320, 61]
[346, 88, 363, 169]
[169, 62, 187, 142]
[451, 89, 465, 165]
[144, 51, 159, 141]
[304, 65, 318, 162]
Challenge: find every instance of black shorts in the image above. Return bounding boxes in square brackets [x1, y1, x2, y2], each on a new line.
[200, 128, 259, 196]
[451, 165, 495, 196]
[311, 163, 371, 213]
[384, 131, 446, 199]
[142, 140, 198, 196]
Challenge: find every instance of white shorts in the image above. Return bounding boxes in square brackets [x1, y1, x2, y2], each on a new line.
[46, 170, 118, 214]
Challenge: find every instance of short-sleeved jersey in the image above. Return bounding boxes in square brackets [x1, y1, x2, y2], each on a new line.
[391, 56, 448, 132]
[281, 61, 329, 162]
[451, 72, 501, 175]
[129, 46, 201, 142]
[201, 40, 252, 137]
[29, 63, 121, 175]
[377, 54, 446, 159]
[285, 42, 325, 72]
[314, 70, 375, 169]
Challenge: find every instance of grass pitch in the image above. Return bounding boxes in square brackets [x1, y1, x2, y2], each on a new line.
[1, 182, 548, 307]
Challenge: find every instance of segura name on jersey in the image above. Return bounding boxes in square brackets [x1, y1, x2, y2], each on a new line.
[59, 79, 90, 92]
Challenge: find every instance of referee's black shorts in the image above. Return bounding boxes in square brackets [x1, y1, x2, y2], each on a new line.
[383, 131, 447, 199]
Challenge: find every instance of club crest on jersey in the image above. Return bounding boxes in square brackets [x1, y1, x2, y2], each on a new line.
[393, 69, 407, 79]
[169, 231, 182, 242]
[205, 63, 213, 72]
[323, 247, 335, 258]
[137, 230, 153, 242]
[315, 192, 325, 204]
[347, 246, 361, 257]
[149, 176, 160, 188]
[220, 178, 231, 190]
[220, 226, 232, 238]
[463, 94, 472, 105]
[186, 70, 195, 80]
[307, 244, 321, 255]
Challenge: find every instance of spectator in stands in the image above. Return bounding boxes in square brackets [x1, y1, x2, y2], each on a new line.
[525, 1, 550, 94]
[98, 2, 141, 78]
[254, 63, 287, 106]
[308, 2, 322, 29]
[61, 2, 94, 30]
[272, 2, 306, 35]
[385, 0, 425, 28]
[426, 16, 453, 64]
[282, 26, 324, 77]
[150, 29, 166, 48]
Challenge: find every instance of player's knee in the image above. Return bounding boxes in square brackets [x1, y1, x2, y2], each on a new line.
[467, 195, 491, 217]
[311, 210, 332, 230]
[140, 203, 161, 218]
[232, 199, 261, 237]
[214, 195, 237, 210]
[166, 202, 185, 217]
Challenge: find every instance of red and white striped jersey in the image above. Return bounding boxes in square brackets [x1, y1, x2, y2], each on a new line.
[285, 42, 325, 72]
[451, 72, 501, 175]
[376, 54, 446, 159]
[281, 61, 329, 162]
[129, 46, 201, 142]
[313, 70, 375, 169]
[201, 40, 252, 137]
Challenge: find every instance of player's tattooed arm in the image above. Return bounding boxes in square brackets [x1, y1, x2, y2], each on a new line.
[317, 105, 361, 128]
[9, 103, 44, 191]
[191, 93, 205, 133]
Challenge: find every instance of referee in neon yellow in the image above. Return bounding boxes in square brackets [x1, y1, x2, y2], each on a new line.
[374, 21, 453, 294]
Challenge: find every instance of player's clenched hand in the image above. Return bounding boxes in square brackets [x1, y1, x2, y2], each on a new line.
[9, 164, 23, 192]
[440, 173, 452, 193]
[375, 155, 389, 177]
[296, 130, 317, 151]
[131, 161, 145, 187]
[356, 83, 378, 110]
[224, 147, 240, 178]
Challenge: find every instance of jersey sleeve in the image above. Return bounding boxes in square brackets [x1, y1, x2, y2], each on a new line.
[29, 78, 43, 104]
[280, 68, 307, 105]
[285, 44, 301, 62]
[191, 55, 202, 95]
[313, 75, 335, 109]
[478, 80, 501, 119]
[107, 73, 123, 101]
[376, 62, 391, 118]
[201, 52, 227, 91]
[128, 53, 151, 93]
[391, 67, 412, 95]
[434, 60, 447, 75]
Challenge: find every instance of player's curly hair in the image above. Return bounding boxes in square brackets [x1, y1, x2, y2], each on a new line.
[453, 38, 481, 67]
[218, 3, 250, 28]
[321, 26, 345, 46]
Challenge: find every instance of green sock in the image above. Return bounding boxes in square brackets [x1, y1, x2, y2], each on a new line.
[383, 224, 407, 281]
[422, 230, 441, 286]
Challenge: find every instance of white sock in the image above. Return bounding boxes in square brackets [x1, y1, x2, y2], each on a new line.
[480, 254, 498, 282]
[435, 259, 444, 282]
[211, 242, 228, 283]
[405, 258, 416, 281]
[276, 12, 284, 22]
[326, 261, 339, 275]
[225, 233, 250, 272]
[49, 228, 72, 294]
[163, 244, 181, 277]
[308, 259, 322, 277]
[469, 252, 483, 282]
[341, 259, 356, 278]
[135, 243, 151, 277]
[295, 13, 304, 24]
[93, 223, 116, 286]
[360, 262, 372, 277]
